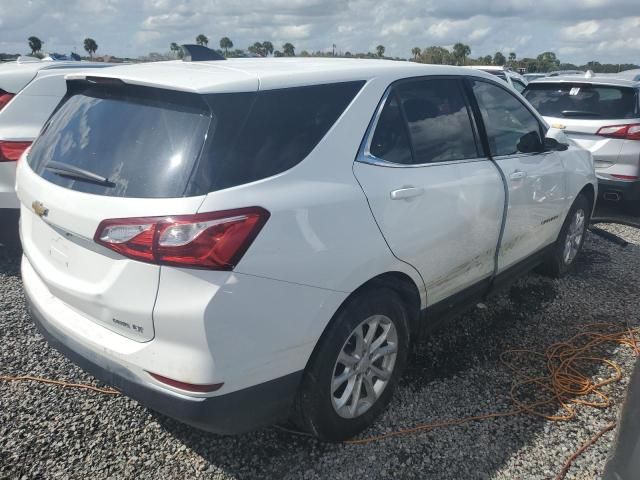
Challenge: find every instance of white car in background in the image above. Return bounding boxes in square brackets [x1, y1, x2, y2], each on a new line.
[17, 58, 595, 440]
[0, 58, 114, 246]
[470, 66, 528, 93]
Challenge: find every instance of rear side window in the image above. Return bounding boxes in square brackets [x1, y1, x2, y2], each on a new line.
[524, 83, 638, 119]
[28, 80, 364, 198]
[471, 79, 543, 157]
[202, 81, 364, 191]
[369, 93, 413, 164]
[395, 78, 478, 163]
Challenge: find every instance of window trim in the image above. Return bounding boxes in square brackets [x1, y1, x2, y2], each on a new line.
[464, 76, 548, 160]
[357, 75, 488, 168]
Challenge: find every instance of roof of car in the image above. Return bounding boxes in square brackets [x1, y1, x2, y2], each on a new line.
[0, 59, 118, 93]
[528, 71, 640, 88]
[469, 65, 506, 71]
[65, 58, 498, 94]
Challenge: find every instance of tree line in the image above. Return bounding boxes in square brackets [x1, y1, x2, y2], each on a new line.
[27, 36, 98, 58]
[22, 34, 639, 73]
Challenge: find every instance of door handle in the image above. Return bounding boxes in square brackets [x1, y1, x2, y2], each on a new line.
[510, 170, 527, 180]
[390, 187, 424, 200]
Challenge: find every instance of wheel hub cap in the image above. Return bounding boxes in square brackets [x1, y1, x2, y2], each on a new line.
[330, 314, 398, 419]
[563, 208, 585, 265]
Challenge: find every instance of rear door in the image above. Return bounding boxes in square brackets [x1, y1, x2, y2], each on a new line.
[354, 76, 505, 306]
[469, 78, 567, 271]
[16, 80, 215, 341]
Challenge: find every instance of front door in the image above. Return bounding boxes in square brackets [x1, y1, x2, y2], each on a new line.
[468, 78, 567, 272]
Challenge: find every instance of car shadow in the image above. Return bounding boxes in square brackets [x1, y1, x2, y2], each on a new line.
[0, 244, 22, 277]
[153, 239, 628, 479]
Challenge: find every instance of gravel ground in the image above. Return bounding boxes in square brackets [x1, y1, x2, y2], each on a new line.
[1, 216, 640, 479]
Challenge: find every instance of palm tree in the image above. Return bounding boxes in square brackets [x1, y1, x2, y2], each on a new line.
[196, 34, 209, 46]
[509, 52, 516, 63]
[453, 43, 471, 65]
[411, 47, 421, 60]
[83, 38, 98, 58]
[282, 42, 295, 57]
[376, 45, 385, 58]
[28, 36, 43, 56]
[170, 42, 181, 58]
[219, 37, 233, 56]
[262, 41, 274, 56]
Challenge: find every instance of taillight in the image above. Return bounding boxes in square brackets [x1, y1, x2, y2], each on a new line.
[596, 124, 640, 140]
[611, 174, 639, 181]
[147, 371, 223, 393]
[0, 141, 31, 162]
[0, 90, 14, 111]
[94, 207, 270, 270]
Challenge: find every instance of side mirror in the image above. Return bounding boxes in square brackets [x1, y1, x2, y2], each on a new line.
[544, 126, 570, 151]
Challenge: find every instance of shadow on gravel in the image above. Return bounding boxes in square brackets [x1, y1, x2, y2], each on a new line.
[0, 246, 22, 277]
[152, 258, 622, 479]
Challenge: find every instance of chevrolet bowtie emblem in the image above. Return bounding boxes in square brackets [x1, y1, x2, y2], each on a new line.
[32, 201, 49, 218]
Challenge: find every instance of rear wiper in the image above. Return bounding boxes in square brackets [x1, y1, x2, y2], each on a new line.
[561, 110, 602, 117]
[45, 161, 114, 187]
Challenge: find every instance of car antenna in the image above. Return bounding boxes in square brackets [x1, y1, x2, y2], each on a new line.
[180, 44, 226, 62]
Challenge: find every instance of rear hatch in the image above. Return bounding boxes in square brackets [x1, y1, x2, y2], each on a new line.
[16, 78, 217, 341]
[524, 82, 640, 169]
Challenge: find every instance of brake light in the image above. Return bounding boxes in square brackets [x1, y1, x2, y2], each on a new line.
[596, 124, 640, 140]
[0, 90, 14, 111]
[94, 207, 270, 270]
[611, 174, 639, 181]
[0, 141, 31, 162]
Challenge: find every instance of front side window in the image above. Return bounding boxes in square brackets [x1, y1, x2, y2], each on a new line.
[471, 79, 543, 157]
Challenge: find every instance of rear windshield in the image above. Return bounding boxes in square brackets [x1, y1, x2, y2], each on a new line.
[28, 80, 364, 198]
[523, 83, 638, 120]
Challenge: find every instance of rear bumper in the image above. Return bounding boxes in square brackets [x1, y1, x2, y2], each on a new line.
[25, 284, 303, 435]
[597, 178, 640, 202]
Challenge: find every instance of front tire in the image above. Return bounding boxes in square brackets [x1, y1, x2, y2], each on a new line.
[540, 194, 590, 278]
[294, 287, 410, 441]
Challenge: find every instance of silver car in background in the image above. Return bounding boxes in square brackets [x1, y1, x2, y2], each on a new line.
[470, 66, 528, 93]
[524, 71, 640, 212]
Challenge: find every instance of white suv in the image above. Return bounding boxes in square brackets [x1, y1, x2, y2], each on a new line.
[17, 59, 596, 441]
[0, 59, 114, 246]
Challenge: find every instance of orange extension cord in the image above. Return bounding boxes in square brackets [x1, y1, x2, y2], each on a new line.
[1, 323, 638, 479]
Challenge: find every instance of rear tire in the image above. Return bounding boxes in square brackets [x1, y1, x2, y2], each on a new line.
[294, 287, 410, 441]
[539, 194, 590, 278]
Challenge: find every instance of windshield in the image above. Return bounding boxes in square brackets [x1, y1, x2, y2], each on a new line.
[523, 83, 638, 119]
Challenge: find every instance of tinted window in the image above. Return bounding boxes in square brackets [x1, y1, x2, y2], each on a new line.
[29, 84, 212, 198]
[29, 81, 364, 198]
[369, 93, 413, 164]
[203, 81, 364, 191]
[523, 83, 638, 120]
[395, 78, 478, 163]
[471, 79, 543, 157]
[512, 79, 526, 93]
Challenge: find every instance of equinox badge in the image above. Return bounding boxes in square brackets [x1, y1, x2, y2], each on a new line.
[32, 201, 49, 218]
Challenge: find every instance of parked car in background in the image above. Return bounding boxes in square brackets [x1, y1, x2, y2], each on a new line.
[547, 70, 584, 77]
[524, 73, 546, 82]
[524, 71, 640, 212]
[470, 66, 528, 92]
[17, 59, 595, 441]
[0, 59, 114, 246]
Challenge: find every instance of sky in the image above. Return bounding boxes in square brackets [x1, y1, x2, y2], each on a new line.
[0, 0, 639, 64]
